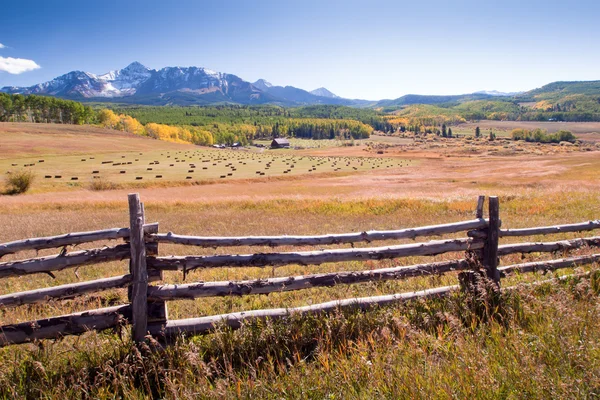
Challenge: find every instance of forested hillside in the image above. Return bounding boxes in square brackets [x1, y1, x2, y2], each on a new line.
[0, 93, 95, 124]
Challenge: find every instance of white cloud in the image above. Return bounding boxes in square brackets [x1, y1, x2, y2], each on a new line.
[0, 56, 41, 74]
[0, 43, 5, 49]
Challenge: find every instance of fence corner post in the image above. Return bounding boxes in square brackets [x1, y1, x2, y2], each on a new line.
[128, 193, 148, 344]
[483, 196, 500, 285]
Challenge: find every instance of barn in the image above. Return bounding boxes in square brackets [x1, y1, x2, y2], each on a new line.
[270, 138, 290, 149]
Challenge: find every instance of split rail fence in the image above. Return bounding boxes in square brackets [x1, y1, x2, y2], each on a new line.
[0, 194, 599, 346]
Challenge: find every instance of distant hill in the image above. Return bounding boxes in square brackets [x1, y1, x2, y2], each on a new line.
[251, 79, 359, 106]
[375, 93, 496, 109]
[517, 80, 600, 101]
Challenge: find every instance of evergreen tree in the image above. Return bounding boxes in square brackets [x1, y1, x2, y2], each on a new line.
[475, 126, 481, 138]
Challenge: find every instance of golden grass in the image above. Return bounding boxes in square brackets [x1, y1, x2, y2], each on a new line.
[1, 123, 600, 397]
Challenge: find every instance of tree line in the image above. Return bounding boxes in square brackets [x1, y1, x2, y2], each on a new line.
[0, 93, 95, 124]
[97, 109, 372, 146]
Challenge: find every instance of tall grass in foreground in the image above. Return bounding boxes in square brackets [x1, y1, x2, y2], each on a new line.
[1, 273, 599, 399]
[0, 191, 599, 398]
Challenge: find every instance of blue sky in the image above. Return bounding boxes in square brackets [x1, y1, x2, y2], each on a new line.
[0, 0, 598, 100]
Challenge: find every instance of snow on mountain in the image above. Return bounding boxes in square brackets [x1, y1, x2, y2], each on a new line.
[96, 61, 152, 96]
[0, 63, 359, 106]
[252, 79, 273, 91]
[310, 87, 339, 98]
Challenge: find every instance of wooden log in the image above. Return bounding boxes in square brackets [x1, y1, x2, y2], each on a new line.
[482, 196, 500, 284]
[0, 244, 131, 279]
[150, 219, 488, 248]
[0, 223, 158, 259]
[499, 220, 600, 237]
[148, 238, 484, 272]
[0, 304, 131, 347]
[499, 253, 600, 276]
[475, 195, 485, 219]
[128, 194, 148, 344]
[148, 285, 459, 338]
[498, 236, 600, 256]
[147, 259, 469, 300]
[0, 270, 162, 308]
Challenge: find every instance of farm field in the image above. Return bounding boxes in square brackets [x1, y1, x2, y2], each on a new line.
[1, 123, 600, 398]
[455, 120, 600, 140]
[0, 123, 411, 193]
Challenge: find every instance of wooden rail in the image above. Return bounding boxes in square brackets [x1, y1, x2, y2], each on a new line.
[498, 236, 600, 256]
[0, 244, 131, 279]
[0, 223, 159, 258]
[499, 220, 600, 237]
[147, 259, 470, 301]
[0, 270, 162, 308]
[151, 219, 488, 247]
[148, 238, 482, 271]
[0, 194, 598, 348]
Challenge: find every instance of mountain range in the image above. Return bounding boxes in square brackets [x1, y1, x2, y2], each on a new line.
[0, 62, 374, 107]
[4, 61, 597, 110]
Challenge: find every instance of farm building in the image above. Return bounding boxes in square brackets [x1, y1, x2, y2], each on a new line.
[271, 138, 290, 148]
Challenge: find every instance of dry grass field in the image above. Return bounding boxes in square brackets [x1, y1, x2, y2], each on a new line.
[456, 120, 600, 141]
[1, 122, 600, 398]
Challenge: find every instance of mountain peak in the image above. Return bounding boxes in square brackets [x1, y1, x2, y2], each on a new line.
[123, 61, 150, 72]
[253, 79, 273, 91]
[310, 87, 338, 98]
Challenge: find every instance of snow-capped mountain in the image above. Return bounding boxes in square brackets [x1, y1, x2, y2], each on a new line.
[1, 62, 275, 104]
[252, 79, 273, 91]
[95, 61, 152, 97]
[0, 62, 364, 106]
[310, 87, 339, 98]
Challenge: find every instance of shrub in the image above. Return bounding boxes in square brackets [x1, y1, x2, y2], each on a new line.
[511, 128, 576, 144]
[89, 177, 119, 191]
[3, 170, 35, 195]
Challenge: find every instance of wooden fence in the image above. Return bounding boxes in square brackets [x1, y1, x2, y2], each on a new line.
[0, 194, 599, 347]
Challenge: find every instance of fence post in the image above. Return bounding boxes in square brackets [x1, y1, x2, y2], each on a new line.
[145, 222, 168, 328]
[128, 193, 148, 343]
[483, 196, 500, 285]
[475, 195, 485, 219]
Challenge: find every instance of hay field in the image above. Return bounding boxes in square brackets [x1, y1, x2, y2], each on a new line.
[0, 123, 411, 193]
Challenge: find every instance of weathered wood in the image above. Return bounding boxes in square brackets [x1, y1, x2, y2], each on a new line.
[148, 238, 484, 272]
[476, 195, 485, 219]
[482, 196, 500, 284]
[0, 223, 158, 259]
[147, 259, 469, 300]
[0, 304, 131, 347]
[467, 230, 487, 239]
[150, 219, 488, 248]
[0, 244, 131, 279]
[0, 270, 162, 308]
[128, 194, 148, 343]
[499, 220, 600, 237]
[499, 253, 600, 276]
[148, 285, 459, 338]
[498, 236, 600, 256]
